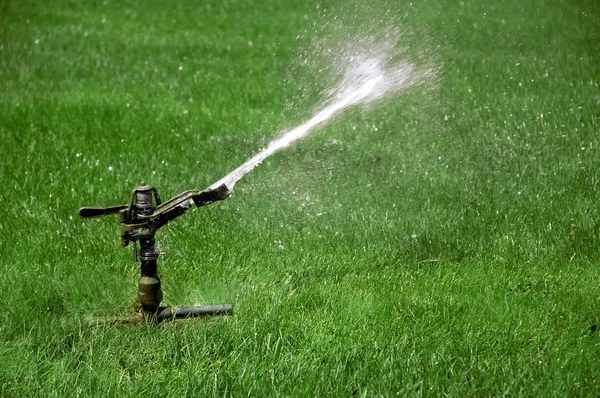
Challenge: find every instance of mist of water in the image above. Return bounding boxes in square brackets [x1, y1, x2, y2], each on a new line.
[208, 48, 422, 193]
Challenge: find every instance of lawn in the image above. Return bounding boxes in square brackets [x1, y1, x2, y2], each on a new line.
[1, 0, 599, 396]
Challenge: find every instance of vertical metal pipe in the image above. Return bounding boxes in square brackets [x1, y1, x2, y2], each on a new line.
[137, 236, 162, 314]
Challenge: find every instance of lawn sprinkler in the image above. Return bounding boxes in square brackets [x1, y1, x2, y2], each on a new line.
[79, 182, 233, 323]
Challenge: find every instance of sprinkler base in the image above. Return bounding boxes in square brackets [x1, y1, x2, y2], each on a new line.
[84, 304, 233, 327]
[145, 304, 234, 323]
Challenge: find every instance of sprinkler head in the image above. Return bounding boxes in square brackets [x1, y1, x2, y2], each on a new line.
[79, 182, 230, 246]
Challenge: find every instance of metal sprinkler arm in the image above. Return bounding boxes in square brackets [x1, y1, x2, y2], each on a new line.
[78, 204, 128, 218]
[78, 183, 230, 220]
[120, 183, 230, 246]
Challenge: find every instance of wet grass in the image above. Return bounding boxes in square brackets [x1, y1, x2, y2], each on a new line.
[1, 0, 599, 395]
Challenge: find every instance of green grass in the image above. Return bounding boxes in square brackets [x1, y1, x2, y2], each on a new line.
[1, 0, 599, 395]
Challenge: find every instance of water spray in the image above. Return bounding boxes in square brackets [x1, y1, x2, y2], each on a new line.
[79, 182, 232, 323]
[210, 58, 418, 192]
